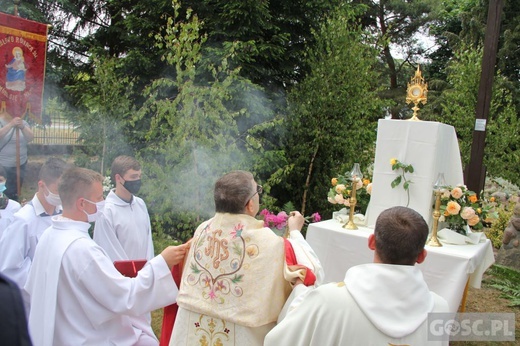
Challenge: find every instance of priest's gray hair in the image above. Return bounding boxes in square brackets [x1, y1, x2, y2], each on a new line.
[214, 170, 255, 214]
[374, 206, 428, 265]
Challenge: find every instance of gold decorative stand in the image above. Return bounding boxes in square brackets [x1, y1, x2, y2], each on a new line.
[343, 163, 362, 230]
[428, 173, 445, 247]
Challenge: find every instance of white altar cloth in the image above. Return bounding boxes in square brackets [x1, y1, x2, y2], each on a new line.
[307, 220, 495, 312]
[366, 120, 464, 227]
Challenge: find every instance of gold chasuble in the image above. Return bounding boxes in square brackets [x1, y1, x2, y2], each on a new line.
[174, 213, 292, 344]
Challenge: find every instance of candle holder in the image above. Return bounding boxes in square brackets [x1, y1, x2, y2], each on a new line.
[343, 163, 363, 230]
[428, 173, 445, 247]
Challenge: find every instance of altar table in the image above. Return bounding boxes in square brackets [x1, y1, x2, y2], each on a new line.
[307, 219, 495, 312]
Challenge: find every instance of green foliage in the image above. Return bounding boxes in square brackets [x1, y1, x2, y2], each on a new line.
[66, 56, 136, 174]
[437, 45, 520, 187]
[390, 159, 414, 207]
[485, 265, 520, 307]
[486, 204, 514, 249]
[133, 1, 277, 242]
[277, 4, 389, 218]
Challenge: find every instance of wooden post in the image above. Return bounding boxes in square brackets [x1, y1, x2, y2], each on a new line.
[466, 0, 504, 197]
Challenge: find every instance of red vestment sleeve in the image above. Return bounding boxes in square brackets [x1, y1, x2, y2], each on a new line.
[159, 261, 184, 346]
[283, 238, 316, 286]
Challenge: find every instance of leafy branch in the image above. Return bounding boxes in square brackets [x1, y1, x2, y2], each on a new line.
[390, 158, 414, 207]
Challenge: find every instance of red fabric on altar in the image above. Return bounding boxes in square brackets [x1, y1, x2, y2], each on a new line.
[0, 12, 48, 120]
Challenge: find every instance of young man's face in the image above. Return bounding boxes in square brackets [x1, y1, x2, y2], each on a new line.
[121, 169, 141, 183]
[82, 181, 104, 215]
[39, 180, 59, 195]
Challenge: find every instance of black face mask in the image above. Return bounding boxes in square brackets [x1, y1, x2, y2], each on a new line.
[123, 179, 142, 195]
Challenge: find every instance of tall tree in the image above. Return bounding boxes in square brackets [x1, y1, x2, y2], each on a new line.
[276, 4, 389, 217]
[353, 0, 437, 118]
[438, 45, 519, 186]
[132, 3, 273, 241]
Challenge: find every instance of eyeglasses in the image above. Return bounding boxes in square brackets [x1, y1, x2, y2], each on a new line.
[245, 184, 263, 206]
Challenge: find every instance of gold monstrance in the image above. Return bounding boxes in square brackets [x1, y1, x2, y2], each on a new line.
[406, 65, 428, 121]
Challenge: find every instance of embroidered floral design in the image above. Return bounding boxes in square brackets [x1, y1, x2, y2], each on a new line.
[230, 224, 243, 238]
[187, 221, 250, 303]
[246, 245, 259, 258]
[194, 315, 230, 346]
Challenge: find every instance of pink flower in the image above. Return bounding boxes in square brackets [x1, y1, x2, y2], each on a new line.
[335, 184, 346, 194]
[260, 209, 270, 216]
[328, 196, 336, 204]
[460, 207, 476, 220]
[334, 194, 345, 204]
[451, 187, 463, 199]
[311, 213, 321, 222]
[366, 183, 373, 195]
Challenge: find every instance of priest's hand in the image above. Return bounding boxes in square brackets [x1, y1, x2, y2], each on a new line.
[160, 243, 189, 270]
[288, 211, 305, 231]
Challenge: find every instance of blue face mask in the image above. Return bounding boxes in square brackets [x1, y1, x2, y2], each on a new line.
[0, 182, 6, 193]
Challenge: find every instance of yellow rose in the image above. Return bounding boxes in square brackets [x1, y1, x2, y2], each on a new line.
[468, 194, 478, 203]
[489, 197, 496, 202]
[390, 158, 397, 165]
[446, 201, 461, 215]
[331, 177, 338, 186]
[363, 178, 370, 186]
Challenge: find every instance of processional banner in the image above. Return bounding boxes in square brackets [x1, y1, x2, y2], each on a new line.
[0, 11, 48, 121]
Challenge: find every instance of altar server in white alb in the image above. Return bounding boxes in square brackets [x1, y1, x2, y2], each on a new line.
[93, 155, 156, 341]
[0, 164, 21, 237]
[0, 158, 67, 310]
[265, 206, 450, 346]
[25, 167, 189, 346]
[94, 155, 153, 261]
[169, 170, 323, 346]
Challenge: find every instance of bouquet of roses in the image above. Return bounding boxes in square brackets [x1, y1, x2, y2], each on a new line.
[327, 174, 372, 215]
[438, 184, 496, 234]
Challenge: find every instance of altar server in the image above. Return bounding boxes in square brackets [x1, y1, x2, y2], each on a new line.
[25, 167, 188, 346]
[169, 170, 322, 346]
[265, 206, 449, 346]
[0, 164, 21, 237]
[94, 156, 156, 341]
[0, 157, 68, 312]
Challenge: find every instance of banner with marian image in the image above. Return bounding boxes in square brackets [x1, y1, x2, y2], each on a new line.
[0, 11, 48, 121]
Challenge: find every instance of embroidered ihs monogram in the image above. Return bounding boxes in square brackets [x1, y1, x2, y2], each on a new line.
[187, 222, 260, 303]
[204, 229, 229, 269]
